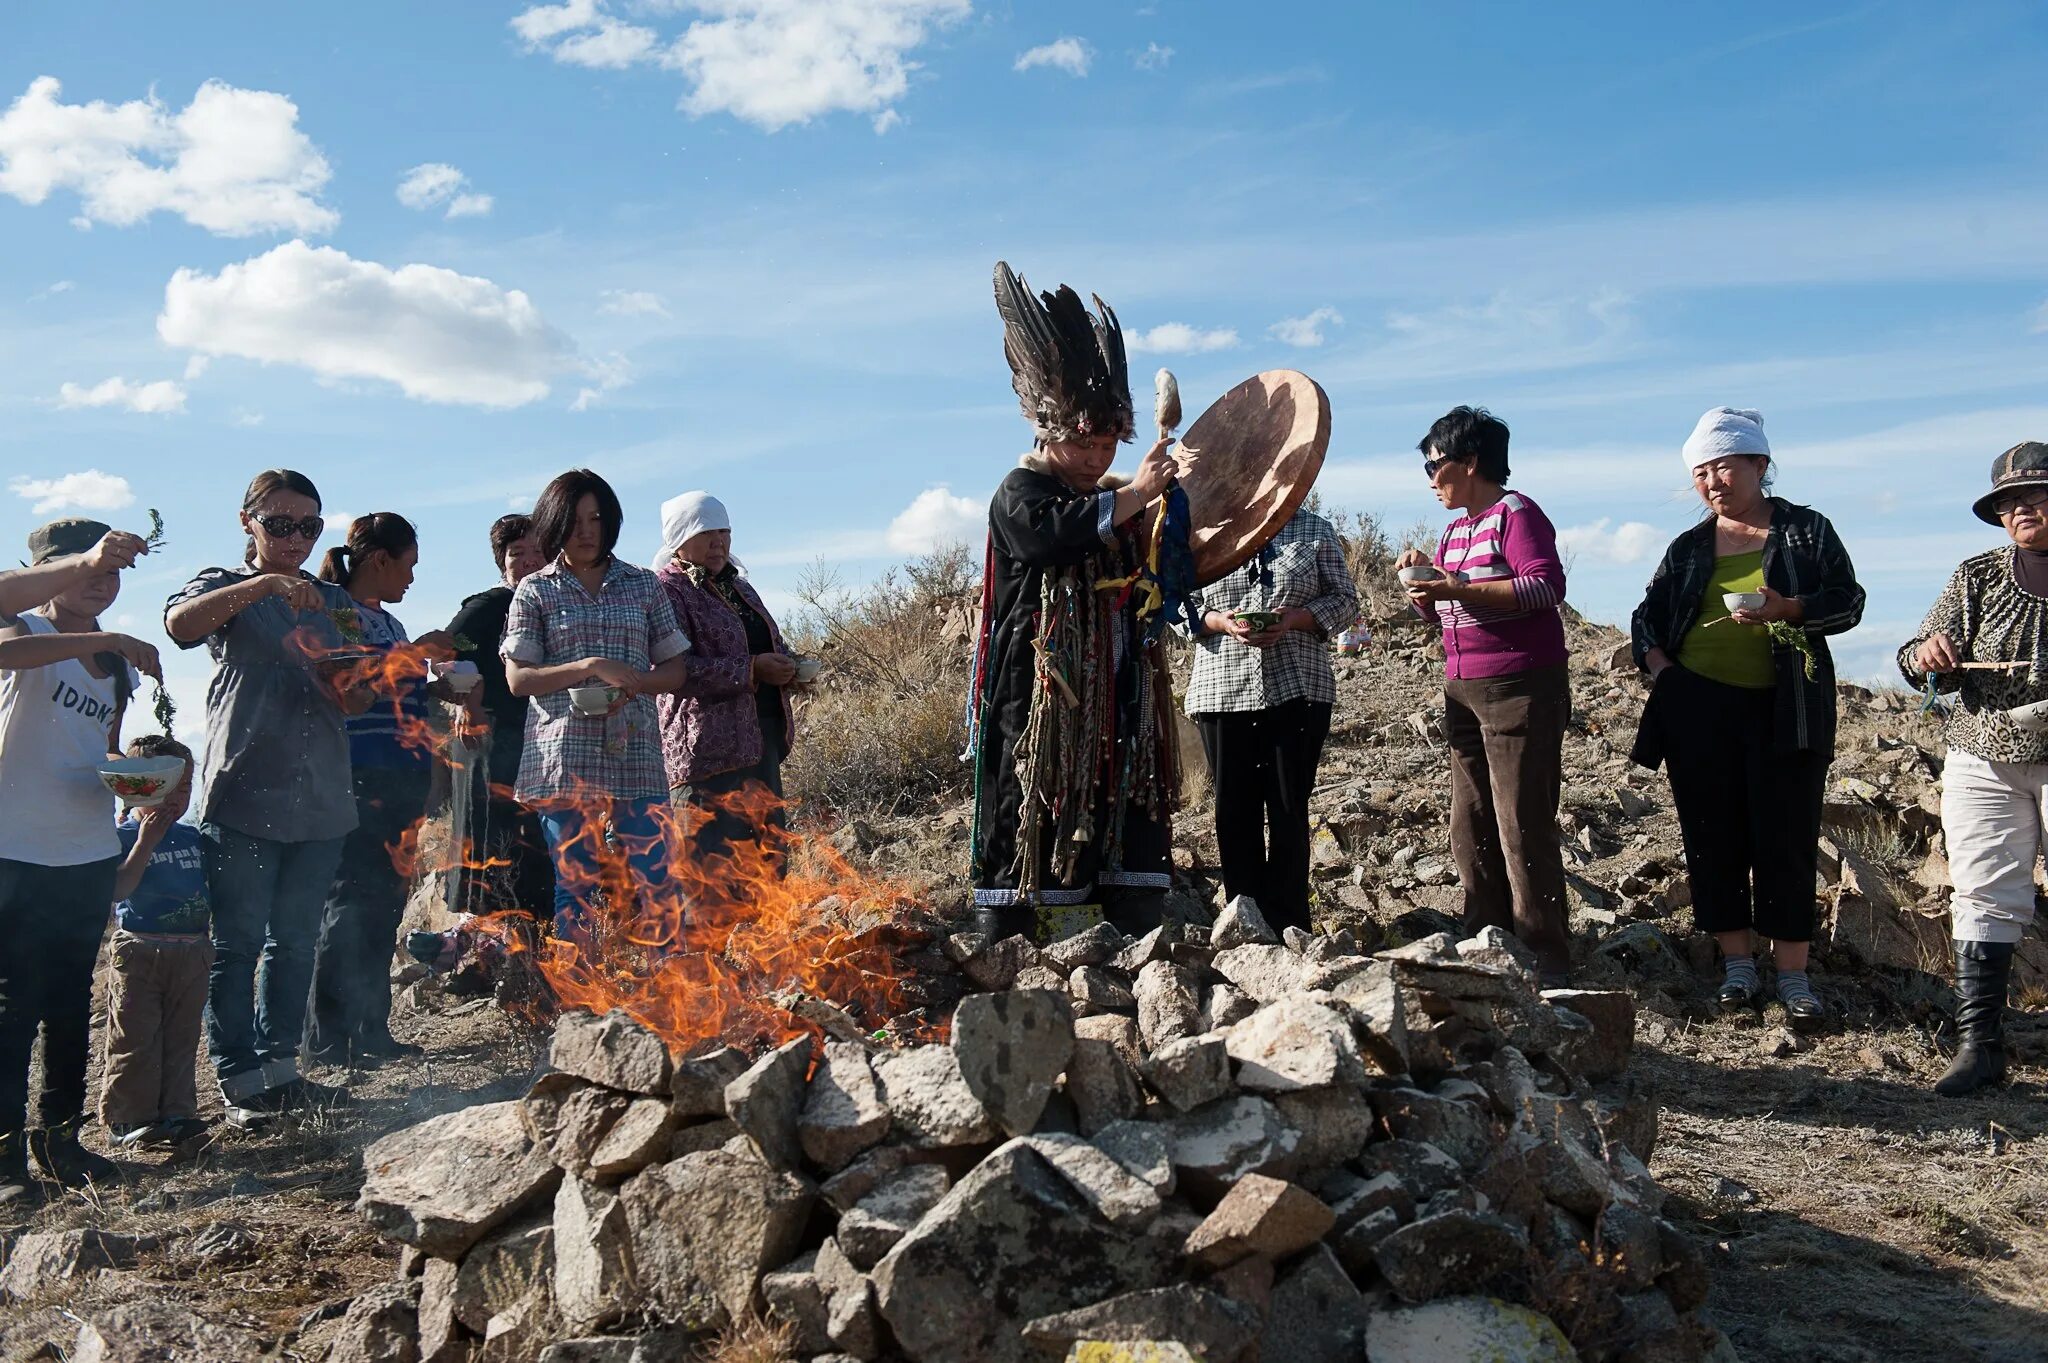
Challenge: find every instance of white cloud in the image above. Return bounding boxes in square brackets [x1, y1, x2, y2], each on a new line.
[1134, 42, 1173, 71]
[157, 240, 577, 409]
[1556, 517, 1663, 567]
[512, 0, 969, 132]
[54, 377, 187, 415]
[1014, 37, 1092, 76]
[599, 288, 671, 318]
[886, 486, 982, 554]
[31, 279, 74, 300]
[1127, 322, 1240, 354]
[1269, 306, 1343, 348]
[0, 76, 335, 236]
[397, 163, 494, 219]
[570, 352, 632, 412]
[9, 469, 136, 514]
[182, 354, 210, 380]
[230, 408, 265, 428]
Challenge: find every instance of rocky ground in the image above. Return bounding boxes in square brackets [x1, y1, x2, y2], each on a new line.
[0, 611, 2042, 1362]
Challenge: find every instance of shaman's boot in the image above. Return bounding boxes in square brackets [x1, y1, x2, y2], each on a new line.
[1934, 939, 2014, 1097]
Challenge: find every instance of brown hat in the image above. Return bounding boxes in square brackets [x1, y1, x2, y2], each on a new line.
[1974, 443, 2048, 525]
[26, 518, 111, 565]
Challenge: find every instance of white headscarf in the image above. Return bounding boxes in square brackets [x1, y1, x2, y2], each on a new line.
[1682, 407, 1770, 475]
[653, 492, 731, 568]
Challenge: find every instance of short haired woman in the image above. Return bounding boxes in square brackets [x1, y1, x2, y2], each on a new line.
[164, 469, 367, 1121]
[1396, 406, 1573, 985]
[1900, 442, 2048, 1095]
[306, 513, 466, 1066]
[502, 470, 690, 941]
[446, 513, 554, 919]
[652, 493, 800, 877]
[1631, 409, 1864, 1024]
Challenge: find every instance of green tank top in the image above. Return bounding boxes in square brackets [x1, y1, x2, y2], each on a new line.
[1677, 549, 1775, 690]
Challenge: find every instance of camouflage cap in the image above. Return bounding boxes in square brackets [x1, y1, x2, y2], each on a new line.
[27, 517, 111, 565]
[1973, 442, 2048, 525]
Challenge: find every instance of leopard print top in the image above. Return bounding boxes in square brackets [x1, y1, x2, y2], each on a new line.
[1898, 546, 2048, 763]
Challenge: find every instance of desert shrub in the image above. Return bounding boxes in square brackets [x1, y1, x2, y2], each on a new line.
[783, 544, 978, 817]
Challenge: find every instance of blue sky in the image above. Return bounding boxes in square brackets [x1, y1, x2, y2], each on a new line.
[4, 1, 2047, 735]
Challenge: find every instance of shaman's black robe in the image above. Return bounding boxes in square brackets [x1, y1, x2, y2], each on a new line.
[968, 461, 1176, 935]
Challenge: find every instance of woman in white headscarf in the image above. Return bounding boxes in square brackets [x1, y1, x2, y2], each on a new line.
[653, 493, 801, 877]
[1629, 408, 1864, 1025]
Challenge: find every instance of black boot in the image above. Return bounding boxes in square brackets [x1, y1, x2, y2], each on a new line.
[0, 1131, 42, 1212]
[29, 1116, 119, 1189]
[972, 904, 1037, 945]
[1935, 940, 2013, 1097]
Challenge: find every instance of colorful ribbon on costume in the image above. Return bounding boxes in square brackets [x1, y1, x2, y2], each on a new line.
[1095, 481, 1201, 644]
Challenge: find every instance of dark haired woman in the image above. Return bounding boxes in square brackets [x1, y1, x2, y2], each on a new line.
[446, 514, 554, 919]
[1631, 408, 1864, 1024]
[1900, 443, 2048, 1095]
[1395, 406, 1572, 985]
[306, 514, 465, 1066]
[653, 492, 800, 878]
[502, 470, 690, 941]
[164, 470, 366, 1122]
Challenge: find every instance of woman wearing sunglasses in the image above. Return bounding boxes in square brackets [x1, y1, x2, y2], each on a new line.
[1900, 443, 2048, 1096]
[1395, 406, 1573, 986]
[164, 469, 367, 1125]
[1631, 409, 1863, 1028]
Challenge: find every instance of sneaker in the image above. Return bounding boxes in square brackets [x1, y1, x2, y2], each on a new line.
[223, 1105, 274, 1133]
[30, 1117, 120, 1189]
[163, 1117, 212, 1147]
[111, 1121, 175, 1149]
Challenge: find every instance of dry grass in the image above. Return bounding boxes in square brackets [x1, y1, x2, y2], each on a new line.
[694, 1312, 796, 1363]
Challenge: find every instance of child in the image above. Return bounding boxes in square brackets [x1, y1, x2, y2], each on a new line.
[100, 735, 210, 1147]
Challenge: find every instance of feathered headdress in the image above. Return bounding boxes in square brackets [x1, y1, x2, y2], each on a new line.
[993, 260, 1134, 444]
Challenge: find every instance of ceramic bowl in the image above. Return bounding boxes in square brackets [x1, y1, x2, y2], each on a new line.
[1232, 610, 1284, 632]
[433, 660, 482, 693]
[99, 756, 187, 807]
[793, 657, 824, 684]
[568, 685, 622, 716]
[2008, 700, 2048, 733]
[1397, 565, 1444, 585]
[1723, 591, 1767, 615]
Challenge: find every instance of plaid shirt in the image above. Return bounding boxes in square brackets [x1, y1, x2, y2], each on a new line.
[501, 558, 690, 803]
[1181, 508, 1358, 714]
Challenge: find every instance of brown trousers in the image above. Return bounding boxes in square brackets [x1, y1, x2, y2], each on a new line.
[1444, 664, 1572, 978]
[99, 932, 212, 1127]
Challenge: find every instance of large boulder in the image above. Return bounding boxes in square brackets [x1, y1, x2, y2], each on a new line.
[550, 1009, 674, 1094]
[358, 1101, 563, 1258]
[952, 989, 1076, 1136]
[1021, 1286, 1259, 1363]
[1183, 1173, 1335, 1268]
[724, 1036, 812, 1171]
[554, 1177, 640, 1332]
[618, 1148, 814, 1328]
[1223, 996, 1368, 1093]
[875, 1044, 1002, 1149]
[800, 1041, 892, 1170]
[0, 1229, 146, 1299]
[873, 1139, 1177, 1363]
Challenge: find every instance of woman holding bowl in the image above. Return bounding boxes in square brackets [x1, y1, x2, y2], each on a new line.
[652, 492, 800, 877]
[164, 469, 367, 1122]
[1630, 408, 1864, 1023]
[501, 470, 690, 941]
[1900, 442, 2048, 1095]
[1396, 406, 1573, 986]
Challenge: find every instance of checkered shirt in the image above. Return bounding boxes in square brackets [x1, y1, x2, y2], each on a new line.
[1181, 508, 1358, 715]
[501, 557, 690, 803]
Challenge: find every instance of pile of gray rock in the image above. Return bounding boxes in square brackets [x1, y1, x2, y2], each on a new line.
[343, 899, 1736, 1363]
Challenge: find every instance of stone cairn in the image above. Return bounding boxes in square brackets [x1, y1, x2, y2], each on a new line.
[344, 899, 1734, 1363]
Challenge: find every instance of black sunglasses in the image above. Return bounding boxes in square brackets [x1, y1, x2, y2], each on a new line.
[254, 513, 325, 540]
[1423, 455, 1461, 478]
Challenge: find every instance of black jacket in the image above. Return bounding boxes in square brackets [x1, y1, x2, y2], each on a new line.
[1629, 498, 1864, 767]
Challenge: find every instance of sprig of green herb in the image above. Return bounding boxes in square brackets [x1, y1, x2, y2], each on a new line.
[151, 679, 177, 734]
[450, 633, 478, 653]
[1767, 620, 1818, 681]
[330, 606, 365, 644]
[144, 508, 167, 552]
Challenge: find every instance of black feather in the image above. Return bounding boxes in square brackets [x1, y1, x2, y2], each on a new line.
[991, 260, 1135, 442]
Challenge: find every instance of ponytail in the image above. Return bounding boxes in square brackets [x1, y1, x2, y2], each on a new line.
[318, 513, 418, 593]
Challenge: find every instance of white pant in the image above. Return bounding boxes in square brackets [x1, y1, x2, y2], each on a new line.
[1942, 748, 2048, 944]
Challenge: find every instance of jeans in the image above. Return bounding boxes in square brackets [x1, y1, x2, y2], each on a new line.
[1195, 700, 1332, 934]
[203, 825, 346, 1083]
[1444, 664, 1572, 977]
[538, 798, 675, 941]
[308, 765, 429, 1056]
[0, 857, 116, 1133]
[100, 932, 212, 1126]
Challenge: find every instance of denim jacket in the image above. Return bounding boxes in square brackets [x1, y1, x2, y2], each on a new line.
[1629, 498, 1864, 766]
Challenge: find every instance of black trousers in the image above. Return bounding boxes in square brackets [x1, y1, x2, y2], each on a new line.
[460, 792, 556, 921]
[0, 856, 116, 1132]
[1656, 667, 1826, 942]
[308, 765, 430, 1054]
[1195, 700, 1332, 934]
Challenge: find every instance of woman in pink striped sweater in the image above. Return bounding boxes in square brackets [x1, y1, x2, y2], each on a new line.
[1396, 406, 1572, 986]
